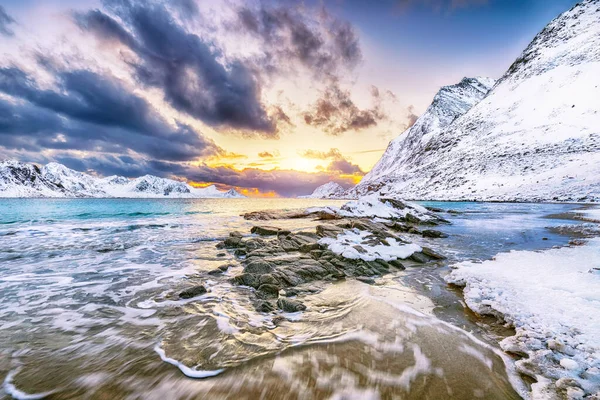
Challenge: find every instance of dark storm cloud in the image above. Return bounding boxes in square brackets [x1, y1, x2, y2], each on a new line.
[0, 5, 15, 37]
[0, 65, 221, 161]
[303, 83, 384, 135]
[236, 3, 362, 78]
[76, 0, 276, 136]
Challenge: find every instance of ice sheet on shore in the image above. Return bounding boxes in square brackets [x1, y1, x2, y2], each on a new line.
[446, 239, 600, 399]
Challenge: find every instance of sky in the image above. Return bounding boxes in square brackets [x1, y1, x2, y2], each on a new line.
[0, 0, 579, 196]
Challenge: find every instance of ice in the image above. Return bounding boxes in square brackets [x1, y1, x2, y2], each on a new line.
[319, 228, 421, 262]
[446, 238, 600, 398]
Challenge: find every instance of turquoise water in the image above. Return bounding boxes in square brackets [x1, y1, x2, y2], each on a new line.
[0, 199, 591, 399]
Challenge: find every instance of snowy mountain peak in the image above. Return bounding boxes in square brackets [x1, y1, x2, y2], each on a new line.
[353, 0, 600, 202]
[356, 76, 495, 192]
[0, 161, 247, 199]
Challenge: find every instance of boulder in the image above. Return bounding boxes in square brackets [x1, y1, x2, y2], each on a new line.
[277, 298, 307, 312]
[422, 229, 448, 238]
[258, 284, 280, 298]
[410, 252, 429, 263]
[244, 259, 275, 275]
[179, 285, 207, 299]
[421, 246, 446, 260]
[316, 224, 344, 238]
[251, 226, 287, 236]
[231, 273, 260, 288]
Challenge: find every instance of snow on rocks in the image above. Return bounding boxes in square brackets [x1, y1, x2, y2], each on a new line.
[446, 239, 600, 398]
[308, 195, 437, 223]
[319, 229, 422, 262]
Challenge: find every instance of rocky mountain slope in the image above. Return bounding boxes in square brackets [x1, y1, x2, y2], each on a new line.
[299, 182, 348, 199]
[353, 0, 600, 202]
[0, 160, 245, 198]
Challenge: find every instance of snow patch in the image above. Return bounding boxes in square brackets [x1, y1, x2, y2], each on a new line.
[446, 238, 600, 398]
[319, 228, 422, 262]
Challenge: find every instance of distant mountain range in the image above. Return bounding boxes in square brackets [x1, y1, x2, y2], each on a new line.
[310, 0, 600, 202]
[0, 160, 245, 198]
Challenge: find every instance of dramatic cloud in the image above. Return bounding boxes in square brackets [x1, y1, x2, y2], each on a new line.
[76, 1, 276, 136]
[236, 3, 361, 79]
[300, 147, 364, 176]
[0, 6, 15, 37]
[327, 158, 363, 175]
[303, 83, 385, 135]
[0, 65, 221, 161]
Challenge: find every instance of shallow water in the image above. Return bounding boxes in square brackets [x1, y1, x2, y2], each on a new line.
[0, 199, 590, 399]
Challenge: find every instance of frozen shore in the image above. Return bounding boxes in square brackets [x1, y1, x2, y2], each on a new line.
[446, 239, 600, 399]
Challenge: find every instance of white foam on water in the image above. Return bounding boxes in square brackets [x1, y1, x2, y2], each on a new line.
[154, 344, 224, 379]
[3, 369, 58, 400]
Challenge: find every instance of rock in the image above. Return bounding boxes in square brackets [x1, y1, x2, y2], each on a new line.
[422, 229, 448, 238]
[405, 213, 422, 224]
[216, 252, 226, 257]
[251, 226, 287, 236]
[244, 238, 266, 251]
[224, 236, 244, 248]
[426, 206, 445, 213]
[231, 273, 260, 288]
[310, 249, 323, 259]
[299, 243, 321, 253]
[234, 248, 247, 257]
[215, 241, 225, 249]
[208, 269, 223, 275]
[255, 301, 275, 313]
[230, 231, 243, 238]
[259, 274, 278, 285]
[421, 246, 446, 260]
[316, 224, 344, 238]
[179, 285, 207, 299]
[218, 264, 232, 271]
[316, 211, 339, 220]
[352, 245, 367, 254]
[280, 238, 300, 252]
[277, 298, 307, 312]
[258, 284, 280, 298]
[410, 252, 429, 263]
[244, 259, 275, 275]
[356, 276, 376, 284]
[389, 259, 405, 269]
[284, 288, 299, 297]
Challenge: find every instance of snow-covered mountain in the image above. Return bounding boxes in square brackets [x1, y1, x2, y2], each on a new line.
[353, 0, 600, 202]
[300, 182, 348, 199]
[0, 160, 246, 198]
